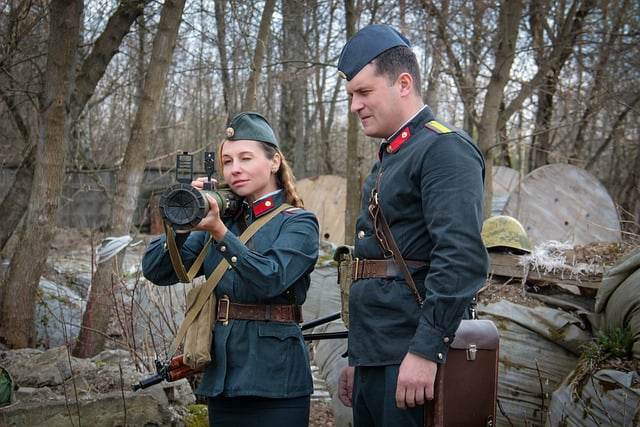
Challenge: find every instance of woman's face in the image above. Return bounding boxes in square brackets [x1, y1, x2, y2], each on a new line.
[220, 139, 280, 203]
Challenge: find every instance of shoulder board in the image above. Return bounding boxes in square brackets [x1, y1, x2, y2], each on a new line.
[424, 120, 454, 135]
[283, 207, 303, 214]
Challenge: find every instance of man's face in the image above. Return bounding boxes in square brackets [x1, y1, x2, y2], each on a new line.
[345, 63, 403, 139]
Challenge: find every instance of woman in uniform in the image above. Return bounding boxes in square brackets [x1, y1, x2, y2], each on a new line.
[142, 112, 319, 427]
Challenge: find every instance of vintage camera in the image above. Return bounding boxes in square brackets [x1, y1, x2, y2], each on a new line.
[158, 152, 241, 230]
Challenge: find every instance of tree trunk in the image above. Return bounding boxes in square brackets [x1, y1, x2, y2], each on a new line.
[242, 0, 275, 111]
[280, 0, 306, 175]
[73, 0, 186, 358]
[343, 0, 359, 246]
[476, 0, 523, 219]
[0, 0, 82, 348]
[214, 0, 232, 118]
[0, 0, 148, 253]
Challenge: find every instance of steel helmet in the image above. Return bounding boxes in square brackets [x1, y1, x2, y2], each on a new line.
[481, 215, 531, 253]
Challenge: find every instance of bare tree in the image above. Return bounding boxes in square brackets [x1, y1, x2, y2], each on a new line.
[0, 0, 83, 348]
[74, 0, 186, 358]
[0, 0, 150, 349]
[242, 0, 276, 111]
[0, 0, 148, 251]
[342, 0, 361, 246]
[214, 0, 232, 119]
[279, 0, 306, 176]
[529, 0, 597, 170]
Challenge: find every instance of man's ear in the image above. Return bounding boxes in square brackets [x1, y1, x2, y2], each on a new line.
[397, 72, 414, 96]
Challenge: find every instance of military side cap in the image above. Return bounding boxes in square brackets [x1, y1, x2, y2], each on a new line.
[337, 24, 411, 81]
[225, 112, 279, 148]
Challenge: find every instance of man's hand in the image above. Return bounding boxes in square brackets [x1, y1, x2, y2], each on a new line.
[395, 352, 437, 409]
[338, 365, 355, 407]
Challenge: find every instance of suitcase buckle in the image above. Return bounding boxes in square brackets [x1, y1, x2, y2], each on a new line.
[466, 344, 477, 361]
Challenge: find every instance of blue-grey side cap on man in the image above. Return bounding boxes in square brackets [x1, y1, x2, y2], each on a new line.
[337, 24, 411, 81]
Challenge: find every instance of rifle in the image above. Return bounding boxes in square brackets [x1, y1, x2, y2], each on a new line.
[132, 311, 347, 391]
[132, 354, 198, 391]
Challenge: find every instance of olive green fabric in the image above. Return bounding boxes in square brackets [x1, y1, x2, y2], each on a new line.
[595, 248, 640, 360]
[0, 364, 14, 407]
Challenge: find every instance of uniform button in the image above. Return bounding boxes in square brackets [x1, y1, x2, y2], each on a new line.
[220, 246, 227, 252]
[231, 256, 237, 263]
[437, 353, 443, 360]
[227, 265, 233, 270]
[386, 145, 393, 153]
[443, 337, 450, 343]
[357, 230, 365, 239]
[163, 242, 167, 249]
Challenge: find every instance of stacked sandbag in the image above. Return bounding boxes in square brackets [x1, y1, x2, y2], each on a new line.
[547, 369, 640, 426]
[546, 249, 640, 426]
[479, 300, 592, 427]
[594, 249, 640, 360]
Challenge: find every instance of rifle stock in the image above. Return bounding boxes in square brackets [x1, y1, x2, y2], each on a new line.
[132, 354, 200, 391]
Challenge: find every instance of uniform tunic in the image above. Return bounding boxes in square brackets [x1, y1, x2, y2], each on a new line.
[142, 190, 319, 398]
[348, 105, 489, 366]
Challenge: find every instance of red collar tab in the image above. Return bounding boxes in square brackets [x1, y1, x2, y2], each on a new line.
[387, 127, 411, 153]
[252, 197, 276, 216]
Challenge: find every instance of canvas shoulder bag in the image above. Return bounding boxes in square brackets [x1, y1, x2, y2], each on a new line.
[164, 203, 290, 370]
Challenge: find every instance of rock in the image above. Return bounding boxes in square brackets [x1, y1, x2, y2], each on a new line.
[0, 346, 194, 426]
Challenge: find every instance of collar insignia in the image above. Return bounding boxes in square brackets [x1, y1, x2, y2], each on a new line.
[387, 127, 411, 153]
[252, 197, 275, 216]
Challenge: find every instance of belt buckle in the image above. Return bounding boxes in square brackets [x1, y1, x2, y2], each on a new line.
[218, 295, 230, 326]
[353, 258, 360, 280]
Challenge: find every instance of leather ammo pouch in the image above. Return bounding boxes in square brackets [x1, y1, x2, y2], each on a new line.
[425, 319, 500, 427]
[333, 245, 354, 329]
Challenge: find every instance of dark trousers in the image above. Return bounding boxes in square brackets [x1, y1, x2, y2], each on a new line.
[353, 365, 423, 427]
[207, 395, 310, 427]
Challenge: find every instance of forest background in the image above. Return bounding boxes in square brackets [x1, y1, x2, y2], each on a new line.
[0, 0, 638, 361]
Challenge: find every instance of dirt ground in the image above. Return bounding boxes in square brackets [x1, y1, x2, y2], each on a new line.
[310, 399, 335, 426]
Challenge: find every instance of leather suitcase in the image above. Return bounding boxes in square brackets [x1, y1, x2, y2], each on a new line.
[425, 319, 499, 427]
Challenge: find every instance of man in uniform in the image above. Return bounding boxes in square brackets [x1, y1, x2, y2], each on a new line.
[336, 24, 489, 426]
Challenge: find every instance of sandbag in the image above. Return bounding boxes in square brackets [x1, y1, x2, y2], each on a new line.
[480, 300, 592, 427]
[595, 249, 640, 360]
[547, 368, 640, 426]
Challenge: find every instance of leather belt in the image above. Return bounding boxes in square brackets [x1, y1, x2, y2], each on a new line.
[217, 296, 302, 325]
[351, 258, 428, 281]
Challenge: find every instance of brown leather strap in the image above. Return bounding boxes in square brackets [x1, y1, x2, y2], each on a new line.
[351, 258, 428, 281]
[368, 169, 424, 306]
[217, 297, 303, 324]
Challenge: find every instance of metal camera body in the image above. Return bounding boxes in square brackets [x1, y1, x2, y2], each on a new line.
[158, 152, 241, 231]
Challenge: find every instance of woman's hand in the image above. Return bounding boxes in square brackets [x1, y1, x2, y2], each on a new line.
[181, 178, 228, 241]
